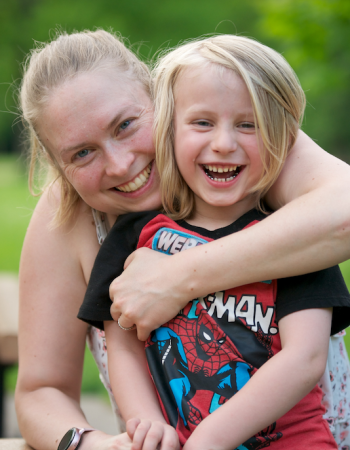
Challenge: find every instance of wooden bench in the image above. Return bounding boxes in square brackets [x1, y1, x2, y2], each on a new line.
[0, 439, 32, 449]
[0, 274, 19, 438]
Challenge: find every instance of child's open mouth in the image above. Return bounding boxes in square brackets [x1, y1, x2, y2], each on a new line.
[202, 164, 242, 182]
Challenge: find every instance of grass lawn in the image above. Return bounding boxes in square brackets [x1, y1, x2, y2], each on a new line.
[1, 154, 350, 397]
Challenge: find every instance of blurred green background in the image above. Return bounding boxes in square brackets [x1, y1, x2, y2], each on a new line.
[1, 0, 350, 397]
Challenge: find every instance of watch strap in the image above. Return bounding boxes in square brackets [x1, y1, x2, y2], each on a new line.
[58, 427, 96, 450]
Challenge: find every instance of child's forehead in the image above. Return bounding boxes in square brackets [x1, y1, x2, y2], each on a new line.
[174, 63, 243, 98]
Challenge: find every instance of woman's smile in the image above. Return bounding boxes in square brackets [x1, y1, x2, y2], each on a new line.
[114, 161, 153, 193]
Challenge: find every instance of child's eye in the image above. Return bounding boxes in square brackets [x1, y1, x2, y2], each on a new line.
[239, 122, 255, 129]
[195, 120, 211, 127]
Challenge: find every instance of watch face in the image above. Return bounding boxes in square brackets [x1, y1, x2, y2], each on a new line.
[58, 428, 76, 450]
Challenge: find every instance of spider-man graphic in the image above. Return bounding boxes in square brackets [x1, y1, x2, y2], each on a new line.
[145, 299, 282, 449]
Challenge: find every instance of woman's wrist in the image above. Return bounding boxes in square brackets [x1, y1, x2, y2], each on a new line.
[77, 429, 113, 450]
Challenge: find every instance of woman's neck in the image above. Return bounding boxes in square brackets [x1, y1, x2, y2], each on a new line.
[106, 213, 118, 228]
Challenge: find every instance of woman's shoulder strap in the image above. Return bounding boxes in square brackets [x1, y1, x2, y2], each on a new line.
[92, 209, 110, 245]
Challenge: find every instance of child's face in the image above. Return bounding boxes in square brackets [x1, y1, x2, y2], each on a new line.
[173, 65, 264, 224]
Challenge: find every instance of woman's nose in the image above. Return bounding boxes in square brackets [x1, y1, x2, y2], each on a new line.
[211, 128, 238, 154]
[104, 143, 135, 178]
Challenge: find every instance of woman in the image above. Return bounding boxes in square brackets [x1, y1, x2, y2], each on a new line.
[15, 29, 350, 450]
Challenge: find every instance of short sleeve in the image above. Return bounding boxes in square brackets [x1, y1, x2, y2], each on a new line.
[78, 210, 161, 329]
[276, 266, 350, 335]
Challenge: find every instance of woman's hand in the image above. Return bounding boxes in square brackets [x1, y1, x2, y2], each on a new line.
[127, 418, 180, 450]
[110, 248, 191, 341]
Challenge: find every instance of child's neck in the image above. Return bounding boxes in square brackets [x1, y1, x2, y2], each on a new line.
[186, 195, 258, 231]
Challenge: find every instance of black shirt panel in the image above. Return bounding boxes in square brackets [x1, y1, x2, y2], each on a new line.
[276, 267, 350, 335]
[78, 211, 161, 329]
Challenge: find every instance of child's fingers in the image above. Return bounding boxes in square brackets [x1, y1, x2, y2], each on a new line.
[142, 423, 179, 450]
[140, 422, 164, 450]
[126, 418, 141, 440]
[131, 419, 152, 450]
[159, 426, 180, 450]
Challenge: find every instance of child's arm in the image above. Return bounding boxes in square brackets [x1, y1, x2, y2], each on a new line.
[104, 321, 180, 450]
[183, 307, 332, 450]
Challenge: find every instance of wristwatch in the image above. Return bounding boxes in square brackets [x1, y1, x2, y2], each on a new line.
[57, 427, 96, 450]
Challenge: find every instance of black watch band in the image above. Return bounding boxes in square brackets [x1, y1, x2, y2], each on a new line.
[57, 427, 96, 450]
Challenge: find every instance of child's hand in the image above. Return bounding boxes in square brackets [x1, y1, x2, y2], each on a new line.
[127, 418, 180, 450]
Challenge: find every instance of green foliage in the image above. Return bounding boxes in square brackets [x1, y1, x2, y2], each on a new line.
[254, 0, 350, 160]
[0, 155, 38, 271]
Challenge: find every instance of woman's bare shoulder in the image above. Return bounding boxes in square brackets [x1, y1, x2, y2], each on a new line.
[22, 183, 100, 285]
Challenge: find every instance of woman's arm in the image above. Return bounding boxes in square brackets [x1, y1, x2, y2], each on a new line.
[15, 188, 132, 450]
[184, 307, 332, 450]
[104, 321, 179, 450]
[110, 131, 350, 340]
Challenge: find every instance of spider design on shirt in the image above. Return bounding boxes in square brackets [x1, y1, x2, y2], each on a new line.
[146, 300, 282, 449]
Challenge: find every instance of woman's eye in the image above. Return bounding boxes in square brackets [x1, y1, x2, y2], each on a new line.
[76, 149, 90, 158]
[120, 120, 131, 130]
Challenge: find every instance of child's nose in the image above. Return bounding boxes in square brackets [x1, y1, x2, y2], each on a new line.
[211, 129, 237, 154]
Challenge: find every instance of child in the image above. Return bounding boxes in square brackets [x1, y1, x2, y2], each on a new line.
[79, 35, 350, 450]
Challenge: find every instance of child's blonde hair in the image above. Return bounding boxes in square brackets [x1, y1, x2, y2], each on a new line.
[20, 29, 152, 226]
[153, 35, 306, 220]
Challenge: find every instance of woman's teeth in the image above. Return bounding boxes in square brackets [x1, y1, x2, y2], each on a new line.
[203, 164, 241, 182]
[115, 163, 152, 193]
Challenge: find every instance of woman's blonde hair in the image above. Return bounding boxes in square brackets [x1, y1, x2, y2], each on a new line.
[153, 35, 306, 220]
[20, 29, 152, 226]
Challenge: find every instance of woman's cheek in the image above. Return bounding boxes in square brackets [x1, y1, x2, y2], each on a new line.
[64, 165, 102, 197]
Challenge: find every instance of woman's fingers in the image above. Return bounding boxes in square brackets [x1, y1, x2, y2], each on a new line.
[109, 248, 188, 341]
[116, 313, 136, 331]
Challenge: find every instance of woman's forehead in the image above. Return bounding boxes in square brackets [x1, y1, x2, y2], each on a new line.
[37, 70, 153, 155]
[53, 68, 150, 105]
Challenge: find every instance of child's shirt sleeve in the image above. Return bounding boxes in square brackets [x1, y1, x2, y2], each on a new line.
[78, 210, 161, 330]
[276, 266, 350, 335]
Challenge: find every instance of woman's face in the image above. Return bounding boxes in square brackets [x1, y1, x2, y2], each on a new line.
[37, 68, 161, 216]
